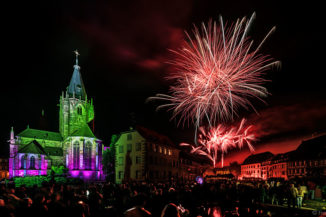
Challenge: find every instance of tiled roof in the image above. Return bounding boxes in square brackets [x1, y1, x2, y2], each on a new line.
[18, 140, 48, 155]
[67, 64, 87, 100]
[71, 124, 96, 138]
[291, 135, 326, 160]
[242, 152, 274, 165]
[18, 128, 63, 141]
[270, 151, 294, 163]
[44, 147, 63, 156]
[136, 126, 176, 147]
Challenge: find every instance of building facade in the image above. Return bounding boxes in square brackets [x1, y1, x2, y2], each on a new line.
[287, 135, 326, 179]
[114, 126, 205, 184]
[9, 52, 104, 180]
[240, 152, 274, 180]
[267, 152, 292, 180]
[0, 158, 9, 180]
[240, 134, 326, 180]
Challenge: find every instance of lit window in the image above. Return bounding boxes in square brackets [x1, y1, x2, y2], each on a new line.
[168, 149, 172, 155]
[164, 147, 167, 155]
[159, 146, 162, 153]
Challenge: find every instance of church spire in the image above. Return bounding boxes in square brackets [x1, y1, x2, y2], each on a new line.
[10, 127, 14, 141]
[74, 50, 79, 66]
[67, 50, 87, 100]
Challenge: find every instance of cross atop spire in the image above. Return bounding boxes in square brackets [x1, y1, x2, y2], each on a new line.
[74, 50, 80, 65]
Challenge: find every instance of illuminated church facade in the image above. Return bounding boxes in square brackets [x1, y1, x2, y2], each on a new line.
[9, 52, 104, 180]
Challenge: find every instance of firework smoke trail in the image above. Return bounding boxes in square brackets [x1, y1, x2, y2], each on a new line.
[180, 118, 255, 168]
[148, 13, 280, 132]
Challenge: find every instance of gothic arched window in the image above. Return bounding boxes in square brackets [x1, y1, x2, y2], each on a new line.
[77, 106, 82, 115]
[73, 141, 80, 169]
[21, 155, 26, 169]
[30, 156, 35, 169]
[84, 141, 92, 170]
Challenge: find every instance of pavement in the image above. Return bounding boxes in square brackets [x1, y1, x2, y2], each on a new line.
[264, 199, 326, 211]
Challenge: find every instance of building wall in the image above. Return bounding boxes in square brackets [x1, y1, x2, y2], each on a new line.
[0, 158, 9, 179]
[59, 95, 94, 139]
[64, 136, 103, 180]
[179, 159, 203, 182]
[115, 131, 146, 184]
[11, 154, 48, 177]
[268, 162, 287, 180]
[114, 129, 204, 184]
[146, 142, 180, 181]
[287, 159, 326, 178]
[241, 163, 262, 179]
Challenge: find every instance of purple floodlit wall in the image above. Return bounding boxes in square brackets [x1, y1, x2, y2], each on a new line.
[27, 170, 40, 176]
[9, 141, 104, 180]
[9, 158, 13, 178]
[64, 139, 104, 180]
[9, 152, 48, 178]
[68, 170, 97, 179]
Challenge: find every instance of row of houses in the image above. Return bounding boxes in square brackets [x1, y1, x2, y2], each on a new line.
[239, 134, 326, 180]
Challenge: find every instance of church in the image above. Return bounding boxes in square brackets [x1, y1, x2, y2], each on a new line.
[9, 51, 104, 180]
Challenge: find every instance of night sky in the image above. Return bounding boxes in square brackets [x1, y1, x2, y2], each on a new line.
[1, 0, 325, 165]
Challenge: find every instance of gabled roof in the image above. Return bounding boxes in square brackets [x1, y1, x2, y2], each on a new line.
[270, 151, 294, 163]
[179, 150, 211, 164]
[135, 126, 176, 148]
[67, 64, 87, 100]
[291, 134, 326, 160]
[71, 124, 96, 138]
[18, 140, 48, 155]
[44, 147, 63, 156]
[242, 152, 274, 165]
[17, 128, 63, 141]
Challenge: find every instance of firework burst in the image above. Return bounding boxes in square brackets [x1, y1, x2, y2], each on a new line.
[148, 12, 280, 129]
[180, 119, 255, 168]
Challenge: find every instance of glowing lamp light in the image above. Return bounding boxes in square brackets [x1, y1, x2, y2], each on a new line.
[196, 176, 204, 185]
[71, 171, 80, 178]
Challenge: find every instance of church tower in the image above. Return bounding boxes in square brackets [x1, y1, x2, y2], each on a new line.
[59, 51, 94, 139]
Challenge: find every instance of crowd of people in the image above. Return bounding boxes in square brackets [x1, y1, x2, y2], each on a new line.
[0, 179, 322, 217]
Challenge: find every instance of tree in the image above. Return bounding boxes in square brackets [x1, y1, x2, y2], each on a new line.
[102, 134, 119, 182]
[51, 165, 68, 176]
[229, 161, 241, 177]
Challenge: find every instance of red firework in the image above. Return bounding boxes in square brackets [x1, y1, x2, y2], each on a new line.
[148, 13, 280, 128]
[180, 118, 255, 168]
